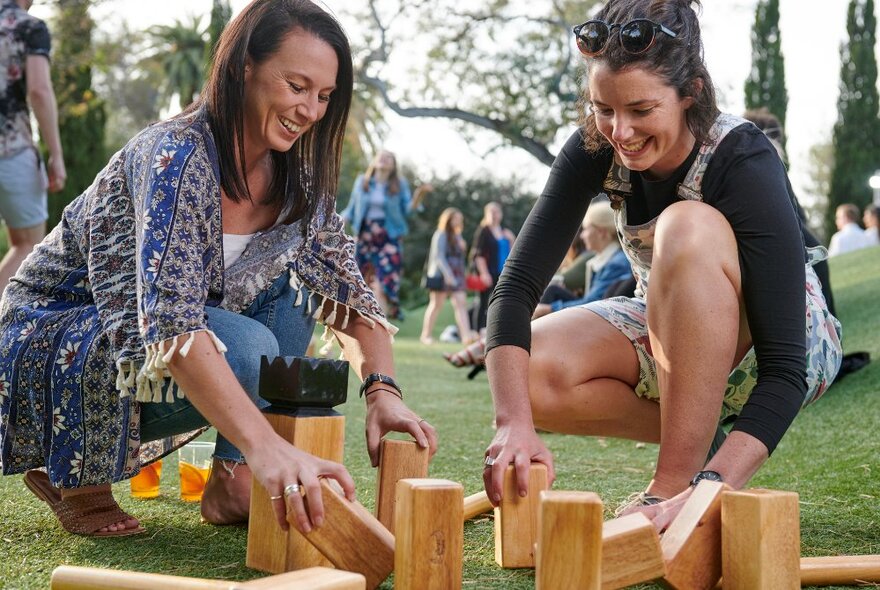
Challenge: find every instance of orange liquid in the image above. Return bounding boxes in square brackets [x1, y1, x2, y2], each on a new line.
[179, 461, 211, 502]
[130, 460, 162, 499]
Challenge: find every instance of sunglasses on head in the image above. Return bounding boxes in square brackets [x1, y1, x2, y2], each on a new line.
[572, 18, 677, 57]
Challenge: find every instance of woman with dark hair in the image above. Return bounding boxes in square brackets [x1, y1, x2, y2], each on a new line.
[469, 201, 516, 334]
[0, 0, 436, 538]
[340, 150, 428, 320]
[481, 0, 841, 528]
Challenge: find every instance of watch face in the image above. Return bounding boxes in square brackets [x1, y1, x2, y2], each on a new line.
[692, 470, 723, 486]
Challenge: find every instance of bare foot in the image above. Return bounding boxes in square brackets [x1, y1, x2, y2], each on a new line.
[419, 336, 434, 345]
[200, 458, 251, 525]
[61, 485, 141, 533]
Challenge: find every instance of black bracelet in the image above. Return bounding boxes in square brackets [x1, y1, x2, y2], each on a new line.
[363, 387, 403, 401]
[359, 372, 404, 399]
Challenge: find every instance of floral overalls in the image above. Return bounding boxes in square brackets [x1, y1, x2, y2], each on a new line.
[581, 114, 843, 421]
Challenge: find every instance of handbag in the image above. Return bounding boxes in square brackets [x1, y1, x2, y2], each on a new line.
[465, 273, 488, 292]
[422, 274, 445, 290]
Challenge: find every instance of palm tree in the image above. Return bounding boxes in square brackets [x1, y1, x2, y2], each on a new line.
[146, 16, 207, 109]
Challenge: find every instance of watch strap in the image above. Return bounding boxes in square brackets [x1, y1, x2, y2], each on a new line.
[359, 373, 403, 399]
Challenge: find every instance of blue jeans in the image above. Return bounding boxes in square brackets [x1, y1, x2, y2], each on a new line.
[139, 272, 316, 462]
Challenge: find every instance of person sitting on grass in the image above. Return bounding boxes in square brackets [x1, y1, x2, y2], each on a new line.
[0, 0, 436, 538]
[480, 0, 842, 528]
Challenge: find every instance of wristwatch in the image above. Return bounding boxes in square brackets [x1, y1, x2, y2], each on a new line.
[358, 372, 403, 399]
[690, 470, 723, 487]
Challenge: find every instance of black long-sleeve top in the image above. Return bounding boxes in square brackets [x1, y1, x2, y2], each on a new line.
[486, 123, 809, 454]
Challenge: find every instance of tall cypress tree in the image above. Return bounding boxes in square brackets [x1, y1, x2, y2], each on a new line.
[48, 0, 106, 229]
[744, 0, 788, 141]
[828, 0, 880, 239]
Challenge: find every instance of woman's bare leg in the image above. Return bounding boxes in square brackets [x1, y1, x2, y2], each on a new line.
[450, 291, 473, 343]
[528, 308, 661, 442]
[420, 291, 447, 343]
[645, 201, 753, 499]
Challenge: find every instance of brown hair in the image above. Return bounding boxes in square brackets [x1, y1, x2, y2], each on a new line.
[360, 150, 401, 196]
[578, 0, 719, 153]
[438, 207, 463, 255]
[198, 0, 353, 226]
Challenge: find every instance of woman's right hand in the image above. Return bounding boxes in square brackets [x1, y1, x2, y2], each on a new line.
[480, 271, 493, 288]
[482, 420, 556, 506]
[245, 435, 356, 533]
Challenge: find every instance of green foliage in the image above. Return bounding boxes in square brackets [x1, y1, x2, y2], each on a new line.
[47, 0, 106, 229]
[0, 245, 878, 589]
[744, 0, 788, 143]
[146, 16, 208, 109]
[206, 0, 232, 64]
[829, 0, 880, 239]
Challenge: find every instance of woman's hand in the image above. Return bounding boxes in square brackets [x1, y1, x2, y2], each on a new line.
[364, 389, 438, 467]
[482, 420, 556, 505]
[479, 270, 493, 288]
[618, 486, 694, 533]
[245, 435, 356, 533]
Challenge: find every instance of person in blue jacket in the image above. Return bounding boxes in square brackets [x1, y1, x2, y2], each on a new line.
[340, 150, 427, 319]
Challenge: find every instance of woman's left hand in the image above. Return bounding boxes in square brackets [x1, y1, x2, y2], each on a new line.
[364, 389, 438, 467]
[618, 486, 694, 533]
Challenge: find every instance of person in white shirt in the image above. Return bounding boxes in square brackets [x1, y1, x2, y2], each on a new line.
[828, 203, 871, 256]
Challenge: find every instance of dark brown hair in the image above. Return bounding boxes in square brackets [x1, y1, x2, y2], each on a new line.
[199, 0, 353, 225]
[578, 0, 719, 153]
[438, 207, 463, 255]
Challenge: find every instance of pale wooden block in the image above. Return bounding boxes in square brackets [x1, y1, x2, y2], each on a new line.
[301, 479, 395, 590]
[602, 512, 665, 589]
[721, 489, 799, 590]
[246, 413, 346, 574]
[800, 555, 880, 586]
[393, 478, 464, 590]
[660, 480, 727, 590]
[375, 439, 430, 533]
[535, 490, 603, 590]
[463, 490, 493, 521]
[494, 463, 549, 568]
[236, 567, 366, 589]
[50, 566, 234, 590]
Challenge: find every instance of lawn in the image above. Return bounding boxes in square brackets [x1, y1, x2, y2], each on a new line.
[0, 247, 878, 589]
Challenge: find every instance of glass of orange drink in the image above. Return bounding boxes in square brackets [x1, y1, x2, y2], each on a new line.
[178, 441, 215, 502]
[130, 459, 162, 499]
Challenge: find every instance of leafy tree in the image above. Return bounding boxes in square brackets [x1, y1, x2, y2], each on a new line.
[828, 0, 880, 239]
[206, 0, 232, 64]
[351, 0, 600, 167]
[744, 0, 788, 146]
[147, 16, 208, 109]
[47, 0, 106, 228]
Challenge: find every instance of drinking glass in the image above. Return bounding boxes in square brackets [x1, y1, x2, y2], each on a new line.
[130, 459, 162, 499]
[178, 441, 215, 502]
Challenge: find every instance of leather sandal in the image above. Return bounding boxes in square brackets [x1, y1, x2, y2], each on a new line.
[443, 338, 486, 368]
[23, 470, 146, 537]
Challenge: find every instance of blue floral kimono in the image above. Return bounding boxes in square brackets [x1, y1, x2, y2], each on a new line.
[0, 109, 393, 488]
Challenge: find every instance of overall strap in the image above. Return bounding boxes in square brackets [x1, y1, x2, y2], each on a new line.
[676, 113, 750, 201]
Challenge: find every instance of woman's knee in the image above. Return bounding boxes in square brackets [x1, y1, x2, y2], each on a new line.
[655, 201, 735, 258]
[223, 322, 280, 395]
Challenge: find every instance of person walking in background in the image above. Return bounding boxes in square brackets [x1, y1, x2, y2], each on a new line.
[470, 201, 516, 334]
[828, 203, 871, 257]
[340, 149, 428, 320]
[863, 204, 879, 246]
[420, 207, 473, 345]
[0, 0, 66, 293]
[532, 199, 632, 319]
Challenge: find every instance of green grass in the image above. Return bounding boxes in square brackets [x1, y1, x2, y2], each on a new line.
[1, 247, 878, 589]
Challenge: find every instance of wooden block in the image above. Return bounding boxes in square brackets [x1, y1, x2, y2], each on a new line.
[535, 491, 603, 590]
[50, 566, 234, 590]
[800, 555, 880, 586]
[463, 491, 493, 521]
[602, 513, 665, 589]
[301, 479, 395, 590]
[660, 480, 727, 590]
[494, 463, 549, 568]
[375, 439, 430, 532]
[394, 478, 464, 590]
[246, 413, 345, 574]
[721, 489, 799, 590]
[236, 567, 366, 589]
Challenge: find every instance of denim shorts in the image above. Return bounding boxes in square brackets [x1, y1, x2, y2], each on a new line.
[0, 148, 48, 228]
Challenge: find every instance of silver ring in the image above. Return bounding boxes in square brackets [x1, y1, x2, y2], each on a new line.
[484, 456, 496, 467]
[269, 494, 284, 501]
[283, 483, 301, 497]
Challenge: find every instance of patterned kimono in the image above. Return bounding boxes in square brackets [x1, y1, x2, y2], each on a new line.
[0, 109, 392, 488]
